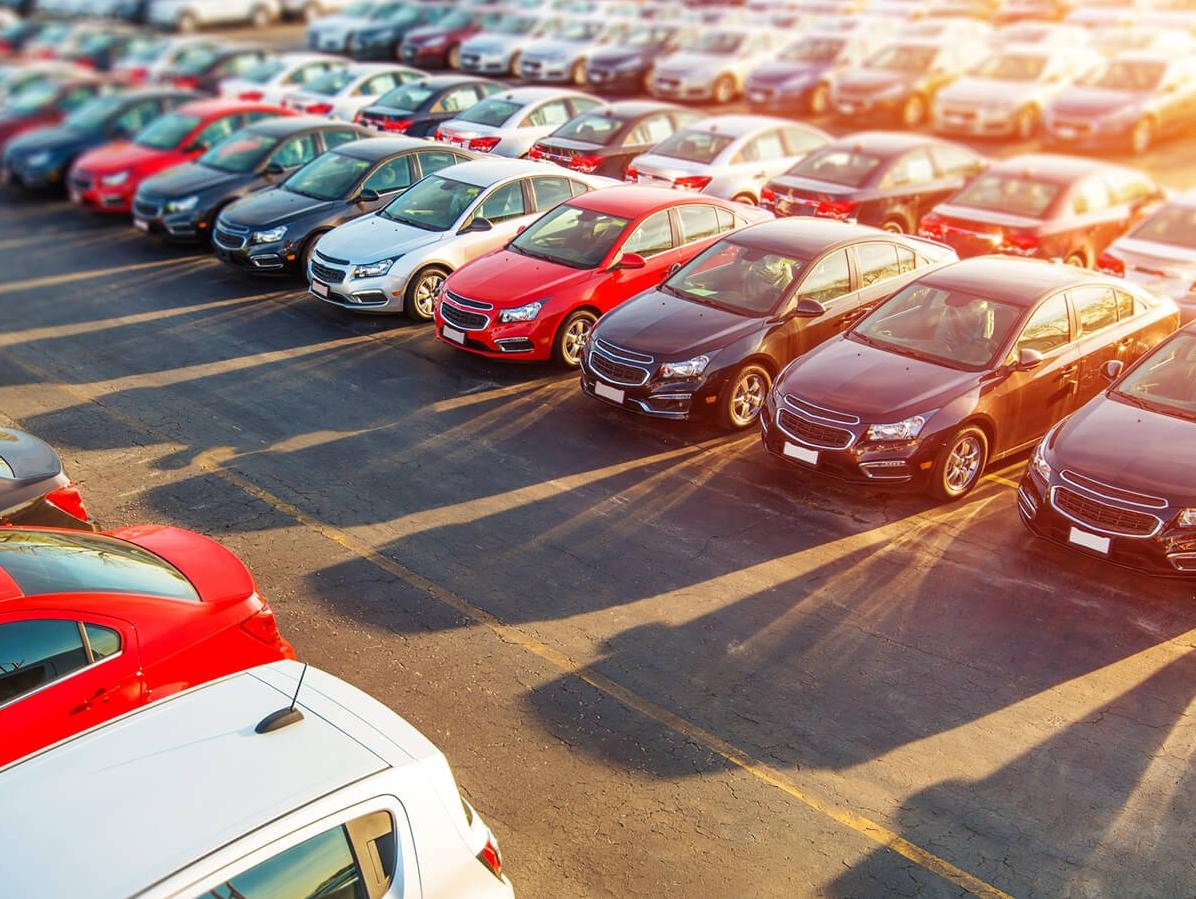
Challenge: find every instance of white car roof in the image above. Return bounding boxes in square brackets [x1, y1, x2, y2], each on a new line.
[687, 114, 796, 137]
[437, 155, 572, 186]
[487, 85, 596, 105]
[0, 662, 442, 899]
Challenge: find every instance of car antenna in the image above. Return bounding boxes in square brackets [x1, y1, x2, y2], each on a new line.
[255, 663, 308, 734]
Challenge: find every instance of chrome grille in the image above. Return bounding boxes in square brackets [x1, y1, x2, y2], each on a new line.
[440, 301, 489, 330]
[310, 260, 345, 284]
[445, 290, 493, 311]
[777, 409, 854, 449]
[588, 340, 652, 386]
[1050, 486, 1162, 538]
[593, 339, 652, 364]
[1060, 470, 1167, 509]
[213, 228, 246, 250]
[782, 394, 860, 425]
[133, 199, 159, 218]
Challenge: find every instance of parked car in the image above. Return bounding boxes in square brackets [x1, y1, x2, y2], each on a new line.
[529, 100, 701, 179]
[1020, 322, 1196, 575]
[0, 18, 52, 56]
[401, 5, 503, 70]
[345, 1, 452, 61]
[584, 21, 690, 95]
[214, 136, 468, 275]
[147, 0, 282, 32]
[1043, 54, 1196, 154]
[932, 44, 1101, 140]
[649, 26, 782, 104]
[435, 86, 604, 158]
[0, 526, 296, 768]
[457, 12, 562, 77]
[628, 114, 831, 206]
[109, 35, 217, 84]
[435, 188, 766, 366]
[762, 132, 987, 234]
[0, 75, 102, 153]
[284, 0, 356, 20]
[305, 0, 382, 53]
[0, 428, 91, 530]
[356, 74, 501, 137]
[217, 52, 345, 106]
[2, 88, 193, 190]
[992, 21, 1090, 46]
[133, 116, 368, 242]
[282, 61, 422, 121]
[517, 16, 618, 84]
[1088, 25, 1196, 57]
[918, 154, 1163, 266]
[0, 60, 84, 103]
[745, 29, 883, 115]
[1098, 192, 1196, 322]
[160, 44, 274, 94]
[761, 256, 1179, 499]
[68, 98, 289, 214]
[309, 157, 607, 319]
[0, 661, 513, 897]
[58, 25, 139, 72]
[581, 219, 954, 427]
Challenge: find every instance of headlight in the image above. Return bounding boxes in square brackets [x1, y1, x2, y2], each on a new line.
[1177, 508, 1196, 528]
[351, 257, 396, 278]
[1030, 442, 1052, 483]
[499, 300, 544, 323]
[251, 226, 287, 244]
[100, 170, 129, 187]
[25, 150, 51, 167]
[659, 355, 710, 379]
[865, 415, 927, 442]
[165, 195, 198, 213]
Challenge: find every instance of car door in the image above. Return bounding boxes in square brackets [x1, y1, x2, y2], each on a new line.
[604, 208, 679, 312]
[849, 240, 917, 320]
[1068, 284, 1128, 402]
[788, 247, 855, 356]
[455, 177, 531, 257]
[730, 128, 790, 195]
[266, 131, 319, 177]
[875, 147, 943, 231]
[357, 153, 414, 209]
[1063, 175, 1118, 261]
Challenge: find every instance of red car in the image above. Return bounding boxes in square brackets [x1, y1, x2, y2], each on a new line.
[435, 187, 773, 366]
[0, 525, 296, 768]
[67, 98, 290, 214]
[0, 76, 104, 153]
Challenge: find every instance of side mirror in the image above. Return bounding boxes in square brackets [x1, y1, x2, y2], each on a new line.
[616, 251, 646, 270]
[793, 297, 827, 318]
[264, 160, 285, 175]
[516, 224, 528, 235]
[1017, 347, 1044, 370]
[1101, 358, 1124, 381]
[460, 216, 492, 233]
[358, 187, 381, 203]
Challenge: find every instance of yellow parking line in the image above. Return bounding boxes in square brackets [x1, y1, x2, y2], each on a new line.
[0, 257, 209, 296]
[3, 348, 1012, 899]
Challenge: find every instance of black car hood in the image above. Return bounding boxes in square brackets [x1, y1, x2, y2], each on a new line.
[222, 186, 340, 228]
[835, 69, 914, 96]
[596, 290, 764, 359]
[749, 62, 829, 87]
[588, 47, 650, 68]
[140, 162, 247, 199]
[6, 124, 93, 156]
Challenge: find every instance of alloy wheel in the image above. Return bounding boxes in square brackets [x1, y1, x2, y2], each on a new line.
[730, 371, 767, 427]
[406, 267, 448, 322]
[944, 435, 982, 495]
[809, 83, 829, 115]
[561, 316, 592, 366]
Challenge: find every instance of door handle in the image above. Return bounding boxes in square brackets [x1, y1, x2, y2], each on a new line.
[70, 687, 109, 715]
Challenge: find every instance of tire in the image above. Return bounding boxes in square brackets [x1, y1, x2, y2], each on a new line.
[1013, 106, 1039, 141]
[928, 425, 988, 501]
[1064, 250, 1088, 268]
[717, 363, 771, 431]
[712, 73, 735, 105]
[404, 265, 448, 323]
[900, 93, 926, 128]
[731, 191, 756, 205]
[507, 51, 521, 77]
[299, 234, 323, 278]
[177, 10, 198, 32]
[1130, 118, 1153, 155]
[446, 44, 460, 70]
[809, 82, 830, 115]
[880, 217, 907, 234]
[250, 4, 271, 28]
[570, 59, 586, 86]
[553, 309, 597, 368]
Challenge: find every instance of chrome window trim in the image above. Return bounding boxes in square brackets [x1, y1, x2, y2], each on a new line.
[0, 647, 125, 713]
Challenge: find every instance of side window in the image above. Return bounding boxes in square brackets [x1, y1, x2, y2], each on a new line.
[627, 114, 674, 146]
[1072, 178, 1111, 215]
[241, 111, 275, 126]
[676, 204, 721, 244]
[524, 99, 571, 127]
[530, 176, 574, 211]
[271, 134, 318, 169]
[477, 180, 526, 223]
[932, 144, 981, 178]
[569, 97, 603, 116]
[323, 129, 363, 149]
[622, 211, 674, 258]
[362, 155, 413, 193]
[854, 242, 901, 287]
[0, 620, 88, 706]
[226, 54, 262, 76]
[415, 149, 463, 176]
[1016, 294, 1071, 355]
[291, 62, 329, 85]
[115, 100, 158, 134]
[193, 115, 240, 150]
[84, 624, 121, 660]
[896, 245, 917, 274]
[714, 206, 736, 232]
[1104, 170, 1153, 207]
[433, 86, 481, 114]
[882, 150, 936, 188]
[362, 73, 398, 95]
[1115, 289, 1136, 320]
[60, 87, 97, 112]
[1070, 285, 1118, 336]
[796, 250, 851, 304]
[737, 130, 785, 163]
[568, 178, 589, 197]
[780, 127, 824, 157]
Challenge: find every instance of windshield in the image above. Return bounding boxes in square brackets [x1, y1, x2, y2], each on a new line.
[376, 82, 434, 111]
[134, 112, 199, 150]
[781, 36, 845, 63]
[63, 94, 124, 130]
[556, 20, 603, 40]
[380, 174, 481, 230]
[1082, 59, 1165, 91]
[552, 112, 623, 145]
[1113, 332, 1196, 419]
[121, 35, 168, 63]
[200, 132, 278, 173]
[951, 173, 1060, 219]
[176, 46, 221, 75]
[284, 151, 370, 200]
[651, 129, 731, 164]
[665, 240, 802, 316]
[1128, 204, 1196, 249]
[868, 44, 937, 72]
[305, 67, 356, 96]
[679, 31, 745, 54]
[970, 53, 1048, 81]
[493, 14, 537, 35]
[854, 285, 1023, 370]
[436, 9, 474, 28]
[240, 57, 286, 84]
[510, 204, 629, 268]
[455, 97, 520, 127]
[8, 82, 59, 115]
[787, 146, 882, 188]
[622, 25, 673, 49]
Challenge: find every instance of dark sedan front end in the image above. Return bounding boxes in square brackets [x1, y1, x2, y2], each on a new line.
[2, 137, 76, 189]
[580, 337, 735, 420]
[212, 216, 305, 273]
[586, 49, 652, 94]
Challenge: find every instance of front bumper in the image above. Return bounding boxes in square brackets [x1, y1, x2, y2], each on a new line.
[68, 172, 136, 213]
[131, 195, 207, 241]
[307, 255, 402, 312]
[746, 83, 814, 107]
[934, 107, 1019, 137]
[1, 159, 64, 189]
[401, 41, 450, 66]
[458, 51, 513, 74]
[578, 349, 720, 420]
[434, 304, 555, 361]
[586, 66, 645, 93]
[519, 57, 573, 82]
[832, 93, 907, 120]
[650, 75, 715, 101]
[1043, 118, 1133, 150]
[212, 223, 298, 274]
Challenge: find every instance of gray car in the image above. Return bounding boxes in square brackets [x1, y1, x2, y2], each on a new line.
[0, 428, 93, 530]
[1099, 191, 1196, 323]
[457, 12, 563, 77]
[517, 18, 624, 85]
[436, 86, 605, 158]
[649, 27, 784, 104]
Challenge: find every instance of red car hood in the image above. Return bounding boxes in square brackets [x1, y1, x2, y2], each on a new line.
[107, 524, 257, 604]
[0, 111, 56, 147]
[74, 140, 183, 176]
[447, 249, 597, 308]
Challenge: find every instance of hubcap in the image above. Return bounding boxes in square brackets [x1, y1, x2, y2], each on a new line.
[414, 273, 444, 317]
[563, 318, 591, 364]
[882, 220, 903, 234]
[903, 98, 923, 126]
[944, 436, 982, 494]
[731, 372, 766, 425]
[811, 87, 828, 114]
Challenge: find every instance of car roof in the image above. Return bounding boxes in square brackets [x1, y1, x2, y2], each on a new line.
[688, 113, 796, 136]
[410, 73, 498, 89]
[246, 114, 358, 137]
[571, 185, 717, 216]
[176, 98, 279, 117]
[825, 130, 958, 157]
[0, 662, 438, 899]
[344, 61, 418, 76]
[920, 255, 1118, 304]
[986, 152, 1136, 182]
[334, 135, 429, 160]
[436, 155, 557, 185]
[727, 217, 912, 257]
[488, 85, 594, 104]
[589, 99, 683, 117]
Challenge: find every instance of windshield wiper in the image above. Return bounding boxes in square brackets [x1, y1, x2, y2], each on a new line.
[390, 214, 438, 231]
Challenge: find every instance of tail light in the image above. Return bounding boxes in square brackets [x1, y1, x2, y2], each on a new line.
[760, 185, 776, 207]
[1097, 251, 1126, 277]
[918, 212, 945, 240]
[476, 832, 503, 880]
[814, 198, 859, 221]
[306, 102, 334, 115]
[624, 164, 638, 182]
[128, 66, 148, 82]
[673, 174, 711, 192]
[173, 76, 199, 90]
[239, 90, 264, 101]
[528, 143, 546, 160]
[241, 603, 284, 647]
[569, 153, 602, 174]
[44, 483, 89, 523]
[433, 127, 445, 141]
[380, 118, 413, 133]
[468, 136, 501, 152]
[1000, 231, 1039, 256]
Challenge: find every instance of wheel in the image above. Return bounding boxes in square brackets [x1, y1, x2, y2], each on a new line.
[177, 10, 198, 31]
[553, 310, 596, 368]
[809, 82, 830, 115]
[303, 1, 322, 22]
[1064, 250, 1088, 268]
[1013, 106, 1039, 141]
[507, 51, 521, 77]
[929, 426, 988, 501]
[1130, 118, 1153, 155]
[250, 4, 271, 28]
[570, 59, 586, 86]
[712, 73, 735, 105]
[900, 93, 926, 128]
[404, 265, 448, 322]
[299, 234, 323, 278]
[731, 191, 755, 205]
[446, 44, 460, 69]
[880, 217, 907, 234]
[717, 363, 771, 430]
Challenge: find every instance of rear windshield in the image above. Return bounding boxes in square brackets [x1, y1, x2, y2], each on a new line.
[135, 112, 200, 150]
[1128, 203, 1196, 250]
[376, 82, 435, 111]
[0, 530, 199, 601]
[455, 97, 521, 127]
[950, 173, 1060, 219]
[240, 58, 287, 84]
[650, 129, 732, 164]
[551, 112, 624, 145]
[306, 68, 356, 96]
[786, 146, 883, 188]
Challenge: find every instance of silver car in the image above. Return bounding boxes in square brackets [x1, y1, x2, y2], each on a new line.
[649, 27, 783, 104]
[1099, 191, 1196, 322]
[627, 114, 830, 205]
[517, 18, 624, 85]
[147, 0, 282, 31]
[307, 158, 615, 318]
[217, 52, 345, 106]
[436, 86, 606, 158]
[305, 0, 381, 53]
[458, 12, 563, 77]
[282, 62, 422, 121]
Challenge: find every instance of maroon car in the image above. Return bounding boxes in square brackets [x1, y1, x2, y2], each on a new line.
[399, 7, 502, 70]
[918, 154, 1163, 267]
[0, 76, 104, 152]
[760, 255, 1179, 500]
[1020, 322, 1196, 575]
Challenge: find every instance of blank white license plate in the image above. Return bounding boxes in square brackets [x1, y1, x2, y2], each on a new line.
[594, 382, 624, 404]
[1068, 526, 1110, 555]
[311, 280, 329, 298]
[838, 103, 857, 114]
[782, 442, 819, 466]
[1057, 126, 1077, 139]
[133, 218, 149, 231]
[69, 190, 81, 203]
[443, 326, 465, 344]
[749, 91, 767, 103]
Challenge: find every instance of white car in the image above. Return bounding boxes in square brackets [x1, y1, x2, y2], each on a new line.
[305, 0, 381, 53]
[283, 62, 422, 120]
[147, 0, 283, 31]
[627, 114, 830, 205]
[0, 661, 514, 899]
[284, 0, 356, 21]
[110, 36, 218, 84]
[457, 12, 563, 77]
[1100, 191, 1196, 322]
[516, 17, 619, 84]
[649, 26, 784, 104]
[218, 52, 346, 105]
[436, 86, 605, 158]
[309, 157, 615, 318]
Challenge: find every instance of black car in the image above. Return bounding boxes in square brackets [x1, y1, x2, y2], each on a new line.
[761, 132, 987, 235]
[346, 2, 452, 61]
[60, 27, 139, 72]
[580, 219, 957, 429]
[356, 75, 500, 137]
[133, 117, 370, 243]
[0, 17, 46, 53]
[163, 46, 274, 94]
[213, 136, 474, 275]
[585, 23, 690, 95]
[745, 30, 881, 115]
[528, 101, 702, 179]
[2, 88, 194, 191]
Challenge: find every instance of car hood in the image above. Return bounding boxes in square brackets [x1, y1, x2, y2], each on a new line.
[1051, 87, 1139, 118]
[139, 161, 245, 199]
[938, 77, 1035, 106]
[596, 289, 763, 358]
[6, 124, 92, 155]
[223, 186, 338, 228]
[318, 212, 444, 261]
[446, 248, 595, 306]
[777, 337, 981, 420]
[656, 51, 736, 75]
[749, 62, 829, 87]
[588, 47, 649, 67]
[1046, 394, 1196, 499]
[74, 140, 171, 174]
[462, 34, 525, 54]
[523, 38, 587, 59]
[834, 68, 913, 95]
